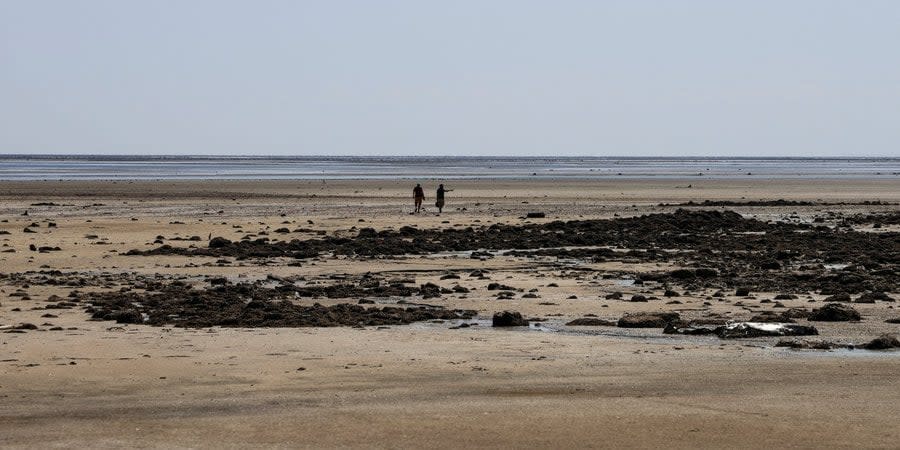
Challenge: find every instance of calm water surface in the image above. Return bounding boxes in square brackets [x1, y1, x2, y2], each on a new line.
[0, 156, 897, 180]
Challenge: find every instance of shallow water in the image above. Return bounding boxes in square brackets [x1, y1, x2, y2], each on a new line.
[2, 156, 899, 180]
[418, 318, 900, 357]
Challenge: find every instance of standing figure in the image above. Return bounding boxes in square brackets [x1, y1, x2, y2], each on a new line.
[413, 183, 425, 213]
[435, 184, 452, 214]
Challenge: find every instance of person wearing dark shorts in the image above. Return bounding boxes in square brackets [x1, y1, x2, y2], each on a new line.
[435, 184, 452, 214]
[413, 183, 425, 213]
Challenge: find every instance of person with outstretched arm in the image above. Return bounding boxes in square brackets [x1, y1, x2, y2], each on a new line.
[435, 184, 452, 214]
[413, 183, 425, 213]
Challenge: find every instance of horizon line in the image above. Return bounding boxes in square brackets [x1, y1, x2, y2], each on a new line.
[0, 154, 898, 160]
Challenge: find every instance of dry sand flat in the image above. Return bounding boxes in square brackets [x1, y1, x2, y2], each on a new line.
[1, 178, 899, 448]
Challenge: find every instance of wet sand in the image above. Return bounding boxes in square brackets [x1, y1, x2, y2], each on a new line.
[1, 178, 899, 448]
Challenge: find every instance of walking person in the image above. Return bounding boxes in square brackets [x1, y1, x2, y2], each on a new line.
[435, 184, 452, 214]
[413, 183, 425, 213]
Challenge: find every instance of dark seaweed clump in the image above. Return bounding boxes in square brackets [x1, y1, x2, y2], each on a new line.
[82, 283, 474, 328]
[127, 209, 776, 259]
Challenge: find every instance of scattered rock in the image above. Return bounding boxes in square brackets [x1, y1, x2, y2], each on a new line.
[487, 283, 515, 291]
[750, 311, 795, 323]
[669, 269, 695, 279]
[824, 293, 852, 303]
[565, 318, 616, 326]
[775, 339, 842, 350]
[617, 312, 680, 328]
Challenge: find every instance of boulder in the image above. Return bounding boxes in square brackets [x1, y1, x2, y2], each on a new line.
[750, 311, 795, 323]
[863, 334, 900, 350]
[209, 237, 232, 248]
[808, 303, 861, 322]
[663, 323, 716, 335]
[419, 283, 442, 299]
[716, 322, 818, 339]
[492, 311, 528, 327]
[856, 292, 895, 303]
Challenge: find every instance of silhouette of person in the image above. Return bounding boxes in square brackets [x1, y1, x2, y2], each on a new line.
[413, 183, 425, 213]
[435, 184, 452, 214]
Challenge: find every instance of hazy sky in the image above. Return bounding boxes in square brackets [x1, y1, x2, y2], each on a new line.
[2, 1, 899, 156]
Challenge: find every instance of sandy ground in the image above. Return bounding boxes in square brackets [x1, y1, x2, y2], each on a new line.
[1, 178, 899, 449]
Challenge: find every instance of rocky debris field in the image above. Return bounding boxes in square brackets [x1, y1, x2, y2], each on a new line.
[3, 209, 898, 350]
[128, 209, 899, 295]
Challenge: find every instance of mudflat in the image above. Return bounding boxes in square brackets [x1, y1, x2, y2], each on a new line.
[1, 178, 899, 449]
